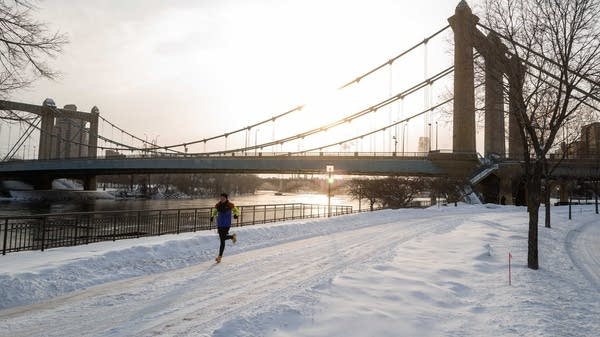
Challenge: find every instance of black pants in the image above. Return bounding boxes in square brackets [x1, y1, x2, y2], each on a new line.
[218, 227, 234, 256]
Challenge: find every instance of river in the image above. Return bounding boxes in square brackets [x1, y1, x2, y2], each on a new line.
[0, 190, 364, 217]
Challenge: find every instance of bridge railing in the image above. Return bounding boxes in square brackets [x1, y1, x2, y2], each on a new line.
[1, 151, 433, 163]
[0, 203, 353, 255]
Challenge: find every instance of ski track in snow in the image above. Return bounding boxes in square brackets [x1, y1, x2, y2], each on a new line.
[0, 212, 464, 337]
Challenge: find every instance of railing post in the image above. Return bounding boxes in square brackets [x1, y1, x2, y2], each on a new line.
[176, 210, 181, 234]
[40, 217, 46, 252]
[158, 210, 162, 234]
[239, 206, 244, 226]
[263, 205, 267, 224]
[2, 219, 8, 255]
[252, 205, 256, 225]
[136, 211, 142, 238]
[283, 204, 286, 221]
[73, 216, 79, 246]
[112, 214, 117, 241]
[292, 203, 295, 219]
[193, 209, 198, 232]
[86, 215, 91, 244]
[274, 205, 277, 222]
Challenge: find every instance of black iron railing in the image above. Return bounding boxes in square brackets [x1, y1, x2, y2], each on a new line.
[0, 203, 352, 255]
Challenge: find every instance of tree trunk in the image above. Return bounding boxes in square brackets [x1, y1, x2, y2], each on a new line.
[527, 162, 543, 270]
[544, 182, 551, 228]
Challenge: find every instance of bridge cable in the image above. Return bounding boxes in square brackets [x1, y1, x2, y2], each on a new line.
[476, 23, 600, 92]
[196, 66, 455, 155]
[338, 25, 450, 89]
[288, 98, 454, 155]
[133, 25, 452, 153]
[1, 111, 40, 160]
[290, 81, 486, 155]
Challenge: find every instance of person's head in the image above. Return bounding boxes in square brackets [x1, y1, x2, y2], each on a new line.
[219, 193, 228, 202]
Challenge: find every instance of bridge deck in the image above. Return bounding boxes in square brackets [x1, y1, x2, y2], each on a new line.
[0, 154, 446, 177]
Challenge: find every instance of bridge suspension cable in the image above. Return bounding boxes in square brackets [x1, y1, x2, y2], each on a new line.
[477, 23, 600, 97]
[196, 65, 455, 156]
[97, 115, 181, 154]
[338, 25, 450, 89]
[289, 97, 454, 155]
[289, 79, 487, 155]
[1, 112, 40, 161]
[132, 24, 452, 153]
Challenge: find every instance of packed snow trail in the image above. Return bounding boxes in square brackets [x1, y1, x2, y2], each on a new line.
[567, 217, 600, 288]
[0, 212, 462, 337]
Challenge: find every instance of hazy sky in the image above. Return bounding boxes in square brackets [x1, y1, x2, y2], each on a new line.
[11, 0, 471, 153]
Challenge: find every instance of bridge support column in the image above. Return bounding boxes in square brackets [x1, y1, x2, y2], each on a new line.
[89, 106, 99, 159]
[448, 0, 479, 153]
[83, 176, 97, 191]
[83, 107, 100, 191]
[508, 56, 526, 160]
[484, 32, 506, 158]
[448, 1, 478, 154]
[38, 99, 56, 160]
[499, 177, 513, 205]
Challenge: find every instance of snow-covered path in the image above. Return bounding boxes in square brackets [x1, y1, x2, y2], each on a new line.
[0, 205, 599, 337]
[0, 212, 459, 337]
[568, 218, 600, 288]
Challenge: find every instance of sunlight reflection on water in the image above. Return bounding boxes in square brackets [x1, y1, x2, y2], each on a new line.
[0, 190, 362, 216]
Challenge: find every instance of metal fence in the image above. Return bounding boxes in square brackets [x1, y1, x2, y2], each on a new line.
[0, 203, 352, 255]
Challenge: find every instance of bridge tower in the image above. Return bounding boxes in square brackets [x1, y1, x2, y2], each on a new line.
[447, 0, 530, 204]
[0, 98, 100, 190]
[448, 0, 527, 159]
[448, 0, 477, 154]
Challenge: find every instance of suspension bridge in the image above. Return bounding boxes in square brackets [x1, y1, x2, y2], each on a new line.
[1, 1, 599, 204]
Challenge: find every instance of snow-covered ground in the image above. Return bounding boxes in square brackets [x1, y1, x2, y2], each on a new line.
[0, 204, 598, 337]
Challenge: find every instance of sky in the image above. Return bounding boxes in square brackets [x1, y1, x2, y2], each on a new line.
[5, 0, 473, 155]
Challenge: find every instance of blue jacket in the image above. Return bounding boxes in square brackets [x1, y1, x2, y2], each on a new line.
[211, 201, 240, 228]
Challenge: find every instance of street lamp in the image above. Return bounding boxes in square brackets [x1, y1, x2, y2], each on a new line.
[402, 122, 407, 155]
[435, 121, 438, 150]
[392, 135, 398, 155]
[428, 123, 432, 152]
[254, 128, 260, 155]
[326, 165, 334, 217]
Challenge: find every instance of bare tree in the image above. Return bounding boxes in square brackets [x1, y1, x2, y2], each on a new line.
[482, 0, 600, 269]
[379, 176, 425, 208]
[347, 178, 381, 211]
[0, 0, 67, 95]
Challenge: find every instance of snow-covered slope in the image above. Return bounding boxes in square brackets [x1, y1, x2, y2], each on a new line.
[0, 204, 598, 337]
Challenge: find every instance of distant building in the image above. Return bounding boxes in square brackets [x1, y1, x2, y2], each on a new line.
[418, 137, 430, 153]
[581, 122, 600, 156]
[553, 122, 600, 159]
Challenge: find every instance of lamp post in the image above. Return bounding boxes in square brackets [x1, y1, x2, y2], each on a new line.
[435, 121, 438, 150]
[393, 135, 398, 154]
[254, 128, 260, 155]
[402, 122, 407, 155]
[428, 123, 432, 152]
[326, 165, 334, 217]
